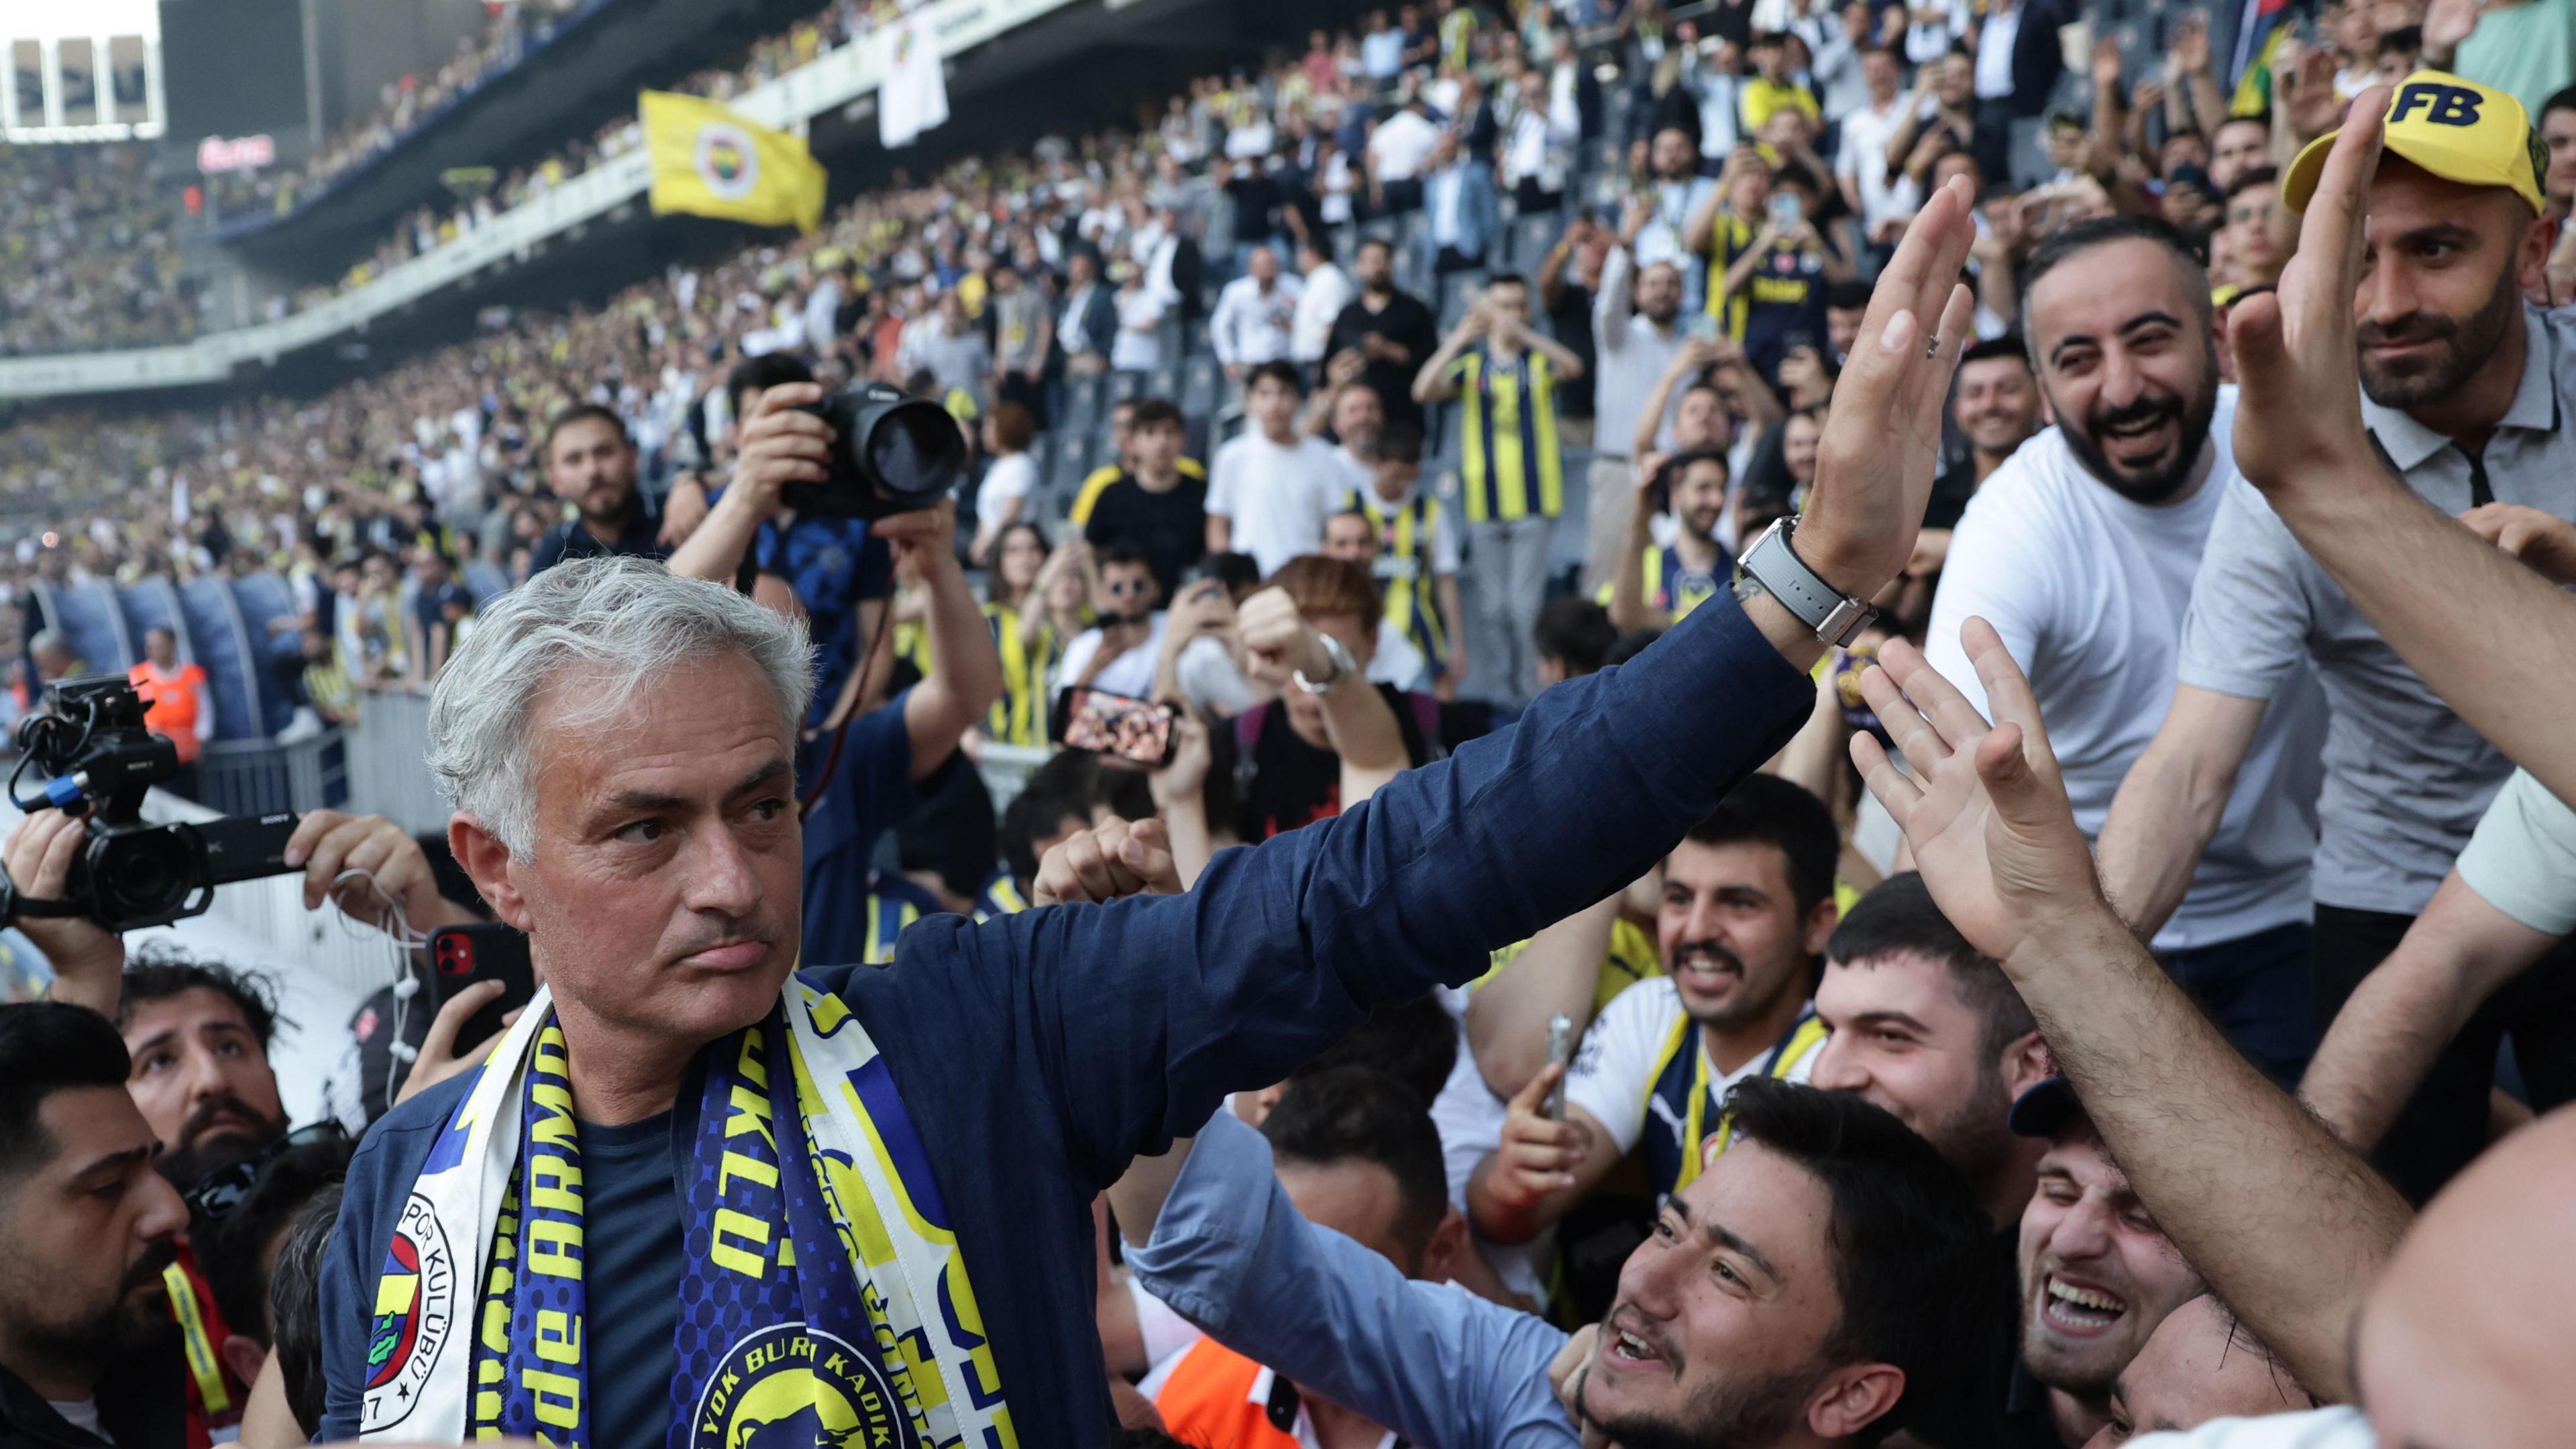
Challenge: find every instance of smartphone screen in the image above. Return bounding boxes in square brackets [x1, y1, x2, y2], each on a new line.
[1059, 687, 1178, 766]
[1769, 192, 1803, 233]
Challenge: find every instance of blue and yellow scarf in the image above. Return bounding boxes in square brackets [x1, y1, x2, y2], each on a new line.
[359, 981, 1018, 1448]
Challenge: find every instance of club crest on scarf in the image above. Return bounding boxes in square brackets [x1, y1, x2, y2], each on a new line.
[360, 1193, 456, 1432]
[690, 1323, 903, 1449]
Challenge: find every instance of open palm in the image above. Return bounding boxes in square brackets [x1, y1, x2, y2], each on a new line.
[1848, 622, 2106, 962]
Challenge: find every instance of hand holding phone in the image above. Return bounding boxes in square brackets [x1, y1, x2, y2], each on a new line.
[429, 922, 536, 1053]
[1544, 1014, 1576, 1120]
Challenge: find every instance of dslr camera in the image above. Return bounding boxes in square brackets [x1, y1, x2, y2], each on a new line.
[788, 381, 971, 520]
[7, 675, 301, 932]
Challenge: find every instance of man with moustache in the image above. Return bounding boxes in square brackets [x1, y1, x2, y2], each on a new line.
[0, 1003, 193, 1447]
[1468, 775, 1840, 1248]
[2098, 72, 2576, 1199]
[1604, 448, 1734, 631]
[1929, 216, 2330, 1087]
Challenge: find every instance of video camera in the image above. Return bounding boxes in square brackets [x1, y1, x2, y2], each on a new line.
[5, 675, 301, 932]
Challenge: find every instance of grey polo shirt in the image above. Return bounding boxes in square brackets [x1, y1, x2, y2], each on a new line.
[2177, 304, 2576, 916]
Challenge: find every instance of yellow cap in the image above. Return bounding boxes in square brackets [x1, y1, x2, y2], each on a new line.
[2284, 71, 2546, 215]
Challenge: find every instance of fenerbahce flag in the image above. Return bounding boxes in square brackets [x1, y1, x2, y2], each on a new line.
[876, 11, 949, 148]
[642, 91, 826, 235]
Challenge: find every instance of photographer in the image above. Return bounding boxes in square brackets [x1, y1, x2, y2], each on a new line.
[6, 806, 485, 1440]
[664, 373, 1003, 968]
[669, 356, 896, 733]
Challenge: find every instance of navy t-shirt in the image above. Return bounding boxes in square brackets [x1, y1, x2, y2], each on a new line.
[577, 1112, 684, 1449]
[316, 597, 1818, 1448]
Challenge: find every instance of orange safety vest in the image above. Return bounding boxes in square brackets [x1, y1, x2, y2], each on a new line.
[1154, 1338, 1409, 1449]
[1155, 1339, 1303, 1449]
[129, 661, 209, 764]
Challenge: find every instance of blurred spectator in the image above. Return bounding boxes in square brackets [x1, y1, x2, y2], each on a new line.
[1327, 238, 1442, 430]
[1208, 363, 1341, 576]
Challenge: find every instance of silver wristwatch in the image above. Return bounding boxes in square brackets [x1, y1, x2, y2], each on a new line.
[1292, 631, 1360, 694]
[1734, 516, 1876, 647]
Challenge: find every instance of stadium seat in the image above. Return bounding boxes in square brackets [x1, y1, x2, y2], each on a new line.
[1552, 446, 1597, 578]
[1111, 369, 1146, 404]
[1045, 435, 1094, 511]
[115, 578, 190, 661]
[34, 580, 133, 681]
[1146, 361, 1182, 403]
[1439, 273, 1489, 329]
[1510, 213, 1562, 271]
[1179, 355, 1222, 420]
[175, 578, 269, 743]
[226, 574, 304, 736]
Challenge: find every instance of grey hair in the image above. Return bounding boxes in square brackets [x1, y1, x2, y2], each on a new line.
[426, 557, 814, 857]
[27, 629, 65, 657]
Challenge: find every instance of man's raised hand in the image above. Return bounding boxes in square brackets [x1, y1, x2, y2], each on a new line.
[2228, 85, 2387, 507]
[1847, 620, 2102, 962]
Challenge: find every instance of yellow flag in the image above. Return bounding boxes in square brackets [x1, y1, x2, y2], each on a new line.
[640, 91, 826, 234]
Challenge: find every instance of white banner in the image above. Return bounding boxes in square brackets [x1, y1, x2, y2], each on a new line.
[876, 11, 949, 148]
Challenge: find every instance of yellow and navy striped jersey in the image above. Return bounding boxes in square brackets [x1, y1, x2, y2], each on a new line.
[1344, 486, 1450, 662]
[1067, 455, 1208, 527]
[973, 867, 1032, 922]
[1474, 916, 1664, 1020]
[859, 872, 946, 965]
[981, 602, 1059, 747]
[1594, 543, 1729, 622]
[1440, 346, 1565, 523]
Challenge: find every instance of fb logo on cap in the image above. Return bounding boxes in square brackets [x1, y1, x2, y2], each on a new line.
[2391, 82, 2483, 127]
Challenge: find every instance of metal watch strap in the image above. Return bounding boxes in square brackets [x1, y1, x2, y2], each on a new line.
[1737, 517, 1876, 647]
[1293, 631, 1360, 694]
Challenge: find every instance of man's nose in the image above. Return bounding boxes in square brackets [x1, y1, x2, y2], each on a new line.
[681, 822, 765, 917]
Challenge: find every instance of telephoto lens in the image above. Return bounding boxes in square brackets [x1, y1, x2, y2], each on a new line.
[789, 382, 969, 519]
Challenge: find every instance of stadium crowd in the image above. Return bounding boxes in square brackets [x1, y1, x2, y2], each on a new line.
[201, 0, 612, 227]
[7, 0, 2576, 1446]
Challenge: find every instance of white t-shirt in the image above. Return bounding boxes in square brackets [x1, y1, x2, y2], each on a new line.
[2131, 1407, 2373, 1449]
[1368, 109, 1442, 182]
[1563, 977, 1820, 1157]
[1112, 286, 1167, 372]
[1925, 389, 2327, 951]
[1293, 264, 1355, 363]
[1209, 431, 1342, 577]
[1056, 612, 1169, 698]
[2455, 768, 2576, 936]
[1834, 95, 1921, 236]
[48, 1399, 105, 1440]
[976, 451, 1037, 535]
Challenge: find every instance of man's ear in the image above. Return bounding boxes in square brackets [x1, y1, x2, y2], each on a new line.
[1801, 895, 1841, 957]
[1807, 1360, 1906, 1441]
[449, 815, 533, 932]
[2001, 1028, 2053, 1102]
[2516, 210, 2559, 298]
[1235, 1081, 1288, 1128]
[1419, 1205, 1472, 1285]
[219, 1333, 268, 1395]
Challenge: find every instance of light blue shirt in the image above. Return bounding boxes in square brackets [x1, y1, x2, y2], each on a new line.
[1128, 1112, 1583, 1447]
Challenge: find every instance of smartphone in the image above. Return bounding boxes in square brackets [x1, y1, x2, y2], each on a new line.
[1768, 191, 1803, 232]
[429, 922, 536, 1052]
[1056, 686, 1179, 767]
[1543, 1014, 1576, 1120]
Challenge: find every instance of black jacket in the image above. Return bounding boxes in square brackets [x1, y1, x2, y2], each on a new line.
[1998, 0, 2066, 119]
[0, 1340, 187, 1448]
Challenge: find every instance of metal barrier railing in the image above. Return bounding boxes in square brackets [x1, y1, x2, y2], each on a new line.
[196, 731, 350, 817]
[339, 691, 451, 838]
